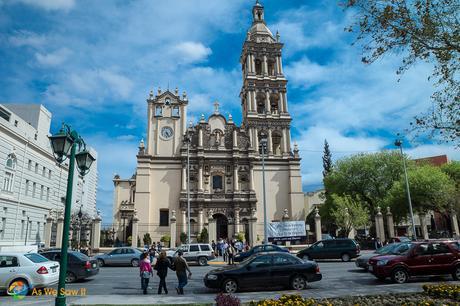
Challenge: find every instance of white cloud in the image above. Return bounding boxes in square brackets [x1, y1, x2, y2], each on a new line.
[98, 70, 134, 99]
[173, 41, 212, 64]
[116, 134, 137, 141]
[35, 48, 71, 66]
[9, 30, 47, 48]
[285, 58, 333, 88]
[13, 0, 75, 11]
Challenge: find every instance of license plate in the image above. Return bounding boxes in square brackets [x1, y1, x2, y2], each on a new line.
[51, 268, 56, 273]
[92, 263, 96, 268]
[368, 265, 373, 271]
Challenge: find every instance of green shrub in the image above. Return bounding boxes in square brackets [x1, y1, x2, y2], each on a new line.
[143, 233, 152, 246]
[180, 232, 187, 244]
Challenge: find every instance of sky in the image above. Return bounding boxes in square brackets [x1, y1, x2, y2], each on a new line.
[0, 0, 458, 224]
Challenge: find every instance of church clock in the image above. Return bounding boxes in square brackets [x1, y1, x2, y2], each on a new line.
[161, 126, 173, 140]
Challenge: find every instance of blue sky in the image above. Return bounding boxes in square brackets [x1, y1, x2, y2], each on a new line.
[1, 0, 458, 223]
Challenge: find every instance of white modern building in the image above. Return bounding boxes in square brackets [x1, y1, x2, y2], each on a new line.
[0, 103, 98, 248]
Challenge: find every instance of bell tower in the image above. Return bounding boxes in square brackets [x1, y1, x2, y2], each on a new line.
[240, 0, 292, 158]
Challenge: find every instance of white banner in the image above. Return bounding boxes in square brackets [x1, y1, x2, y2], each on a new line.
[268, 221, 306, 239]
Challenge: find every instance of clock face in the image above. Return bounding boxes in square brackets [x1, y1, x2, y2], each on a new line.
[161, 126, 173, 139]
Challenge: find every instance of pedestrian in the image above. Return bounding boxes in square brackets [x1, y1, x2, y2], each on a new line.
[172, 250, 192, 295]
[227, 243, 236, 265]
[139, 252, 153, 294]
[149, 245, 157, 264]
[157, 241, 162, 252]
[374, 238, 382, 249]
[223, 240, 228, 262]
[154, 251, 171, 294]
[211, 240, 216, 254]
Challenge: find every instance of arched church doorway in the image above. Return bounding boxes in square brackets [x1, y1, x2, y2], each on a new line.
[214, 213, 228, 239]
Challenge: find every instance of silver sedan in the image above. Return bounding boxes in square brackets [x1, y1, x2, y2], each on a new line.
[95, 247, 143, 267]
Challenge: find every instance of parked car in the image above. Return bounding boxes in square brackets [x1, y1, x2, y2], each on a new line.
[0, 253, 59, 296]
[368, 240, 460, 283]
[355, 242, 412, 269]
[204, 252, 321, 293]
[388, 236, 411, 243]
[95, 247, 142, 267]
[297, 238, 360, 262]
[166, 244, 215, 266]
[234, 244, 289, 262]
[40, 250, 99, 283]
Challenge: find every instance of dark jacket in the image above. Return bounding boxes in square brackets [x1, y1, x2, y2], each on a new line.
[154, 257, 171, 278]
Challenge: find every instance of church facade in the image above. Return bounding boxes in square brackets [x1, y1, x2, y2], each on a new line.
[112, 1, 305, 246]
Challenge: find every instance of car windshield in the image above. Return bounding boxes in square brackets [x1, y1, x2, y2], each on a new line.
[24, 253, 49, 263]
[391, 243, 411, 255]
[376, 243, 399, 254]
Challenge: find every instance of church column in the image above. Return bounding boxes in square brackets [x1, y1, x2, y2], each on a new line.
[282, 129, 288, 155]
[198, 207, 204, 232]
[251, 54, 256, 73]
[268, 129, 273, 156]
[233, 128, 238, 149]
[249, 165, 255, 191]
[56, 216, 64, 248]
[282, 91, 288, 113]
[234, 207, 241, 234]
[246, 90, 253, 112]
[181, 164, 187, 191]
[286, 129, 292, 153]
[279, 91, 285, 113]
[278, 55, 284, 75]
[251, 90, 257, 112]
[198, 164, 203, 191]
[155, 120, 160, 155]
[275, 56, 281, 76]
[198, 128, 203, 147]
[265, 91, 271, 114]
[233, 165, 239, 191]
[181, 209, 187, 235]
[254, 129, 259, 150]
[249, 127, 254, 150]
[44, 216, 54, 249]
[263, 55, 268, 76]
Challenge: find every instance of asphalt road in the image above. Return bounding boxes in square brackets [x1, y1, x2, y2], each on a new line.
[3, 258, 460, 305]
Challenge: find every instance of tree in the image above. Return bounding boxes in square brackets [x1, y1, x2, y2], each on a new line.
[197, 228, 209, 243]
[330, 194, 370, 237]
[344, 0, 460, 145]
[160, 234, 171, 247]
[322, 139, 333, 178]
[384, 164, 456, 223]
[180, 232, 187, 244]
[142, 233, 152, 246]
[441, 161, 460, 212]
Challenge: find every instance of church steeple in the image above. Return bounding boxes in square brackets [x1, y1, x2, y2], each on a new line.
[240, 1, 292, 159]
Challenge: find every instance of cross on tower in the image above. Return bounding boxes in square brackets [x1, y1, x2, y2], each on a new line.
[214, 101, 220, 114]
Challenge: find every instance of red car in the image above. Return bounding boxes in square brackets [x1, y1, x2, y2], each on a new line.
[368, 240, 460, 283]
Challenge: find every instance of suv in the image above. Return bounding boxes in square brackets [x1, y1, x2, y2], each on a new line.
[368, 240, 460, 283]
[166, 244, 215, 266]
[297, 238, 360, 262]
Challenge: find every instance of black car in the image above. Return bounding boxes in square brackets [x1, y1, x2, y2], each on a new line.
[297, 238, 360, 262]
[234, 244, 289, 262]
[204, 252, 321, 293]
[41, 250, 99, 283]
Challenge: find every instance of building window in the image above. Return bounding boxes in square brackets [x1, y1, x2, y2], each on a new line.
[46, 187, 50, 201]
[172, 106, 180, 117]
[2, 154, 16, 193]
[20, 220, 24, 238]
[48, 169, 52, 179]
[159, 209, 169, 227]
[25, 180, 30, 196]
[40, 185, 44, 200]
[164, 98, 171, 105]
[42, 166, 46, 176]
[28, 160, 32, 170]
[14, 120, 18, 127]
[212, 175, 223, 190]
[155, 105, 163, 117]
[1, 217, 6, 239]
[35, 163, 38, 173]
[32, 183, 36, 197]
[0, 107, 11, 122]
[34, 134, 37, 141]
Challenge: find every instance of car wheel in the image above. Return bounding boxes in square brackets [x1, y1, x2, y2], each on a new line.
[131, 258, 139, 267]
[452, 266, 460, 280]
[291, 275, 307, 290]
[391, 268, 409, 284]
[198, 257, 208, 266]
[7, 278, 30, 296]
[223, 279, 238, 294]
[341, 253, 351, 262]
[65, 272, 77, 283]
[97, 259, 105, 267]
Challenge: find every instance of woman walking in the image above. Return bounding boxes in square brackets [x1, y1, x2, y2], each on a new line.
[154, 251, 171, 294]
[139, 252, 153, 294]
[173, 250, 192, 295]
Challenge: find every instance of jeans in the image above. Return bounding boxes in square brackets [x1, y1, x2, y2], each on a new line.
[141, 277, 150, 293]
[177, 273, 188, 289]
[158, 276, 167, 294]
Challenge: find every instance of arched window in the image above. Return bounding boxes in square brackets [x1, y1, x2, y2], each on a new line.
[172, 106, 180, 117]
[2, 154, 16, 193]
[267, 59, 275, 76]
[270, 94, 279, 114]
[155, 105, 163, 117]
[255, 59, 262, 75]
[256, 93, 265, 114]
[212, 175, 223, 191]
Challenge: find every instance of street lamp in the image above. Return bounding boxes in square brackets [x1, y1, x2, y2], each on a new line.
[259, 133, 268, 245]
[49, 123, 95, 306]
[395, 138, 416, 241]
[183, 122, 193, 244]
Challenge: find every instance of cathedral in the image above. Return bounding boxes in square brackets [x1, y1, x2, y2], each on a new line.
[112, 1, 305, 246]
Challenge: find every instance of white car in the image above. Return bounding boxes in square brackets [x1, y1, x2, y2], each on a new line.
[166, 244, 215, 266]
[0, 253, 60, 295]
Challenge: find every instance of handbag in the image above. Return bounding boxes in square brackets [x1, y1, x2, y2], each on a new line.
[142, 271, 150, 278]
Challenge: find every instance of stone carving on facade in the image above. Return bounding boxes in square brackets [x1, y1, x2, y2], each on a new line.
[237, 131, 250, 150]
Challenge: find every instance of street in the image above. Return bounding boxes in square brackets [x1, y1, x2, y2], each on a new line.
[3, 259, 460, 305]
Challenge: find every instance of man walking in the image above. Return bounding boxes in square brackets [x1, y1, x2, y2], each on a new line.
[173, 250, 192, 295]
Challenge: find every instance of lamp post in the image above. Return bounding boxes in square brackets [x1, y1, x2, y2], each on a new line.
[259, 134, 268, 244]
[49, 123, 95, 306]
[395, 138, 416, 241]
[183, 122, 193, 244]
